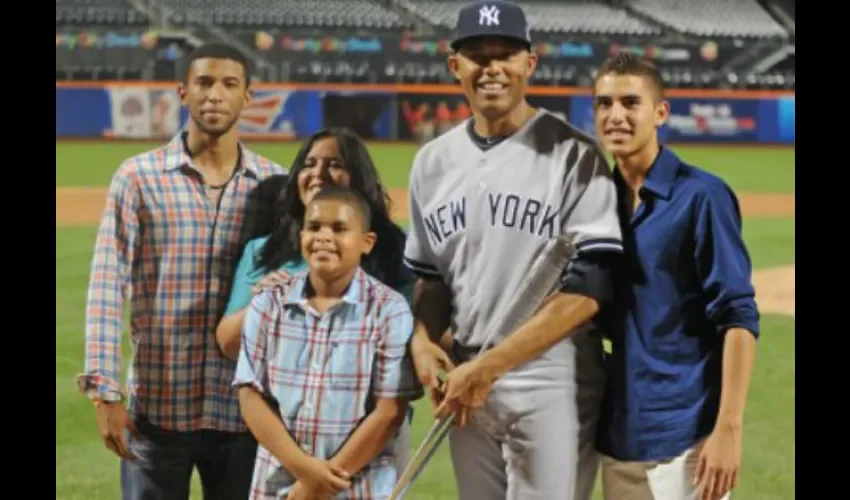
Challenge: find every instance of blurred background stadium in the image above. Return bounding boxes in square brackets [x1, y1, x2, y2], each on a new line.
[56, 1, 795, 499]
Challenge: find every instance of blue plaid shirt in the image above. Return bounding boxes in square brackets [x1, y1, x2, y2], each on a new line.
[234, 268, 422, 499]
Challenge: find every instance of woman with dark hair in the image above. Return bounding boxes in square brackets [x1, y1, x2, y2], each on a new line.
[216, 128, 414, 360]
[216, 127, 413, 356]
[215, 127, 416, 476]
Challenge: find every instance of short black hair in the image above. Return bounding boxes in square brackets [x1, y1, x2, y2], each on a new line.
[183, 42, 252, 87]
[594, 53, 664, 101]
[309, 185, 373, 230]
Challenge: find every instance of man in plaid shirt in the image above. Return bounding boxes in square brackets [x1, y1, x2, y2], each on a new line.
[235, 186, 422, 499]
[76, 43, 287, 499]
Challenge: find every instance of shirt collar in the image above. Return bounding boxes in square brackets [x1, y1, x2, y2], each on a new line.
[614, 146, 680, 200]
[283, 268, 366, 307]
[160, 131, 258, 177]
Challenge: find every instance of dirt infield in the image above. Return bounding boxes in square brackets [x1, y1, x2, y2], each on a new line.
[54, 187, 418, 224]
[56, 187, 795, 316]
[751, 264, 795, 317]
[55, 187, 794, 225]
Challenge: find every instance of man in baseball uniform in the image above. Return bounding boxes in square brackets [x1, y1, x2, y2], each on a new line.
[404, 1, 623, 499]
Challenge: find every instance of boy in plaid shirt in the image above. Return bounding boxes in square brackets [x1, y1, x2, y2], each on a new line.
[234, 185, 422, 499]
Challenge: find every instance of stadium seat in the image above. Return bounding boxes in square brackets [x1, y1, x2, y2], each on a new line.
[55, 0, 794, 90]
[160, 0, 412, 30]
[400, 0, 662, 36]
[627, 0, 789, 39]
[55, 0, 148, 26]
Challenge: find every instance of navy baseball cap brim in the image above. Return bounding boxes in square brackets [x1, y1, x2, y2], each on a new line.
[450, 0, 532, 51]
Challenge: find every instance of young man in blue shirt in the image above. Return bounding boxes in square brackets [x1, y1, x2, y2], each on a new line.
[593, 53, 760, 500]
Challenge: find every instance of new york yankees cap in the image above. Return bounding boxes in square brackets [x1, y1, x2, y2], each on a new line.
[450, 0, 532, 52]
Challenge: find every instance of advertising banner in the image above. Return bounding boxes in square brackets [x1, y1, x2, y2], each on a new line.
[528, 96, 572, 124]
[569, 95, 780, 144]
[777, 96, 795, 143]
[103, 86, 181, 139]
[248, 31, 737, 69]
[177, 89, 324, 140]
[665, 98, 759, 142]
[55, 86, 184, 139]
[322, 93, 394, 140]
[55, 84, 794, 144]
[107, 86, 153, 138]
[396, 93, 470, 141]
[395, 93, 570, 141]
[150, 89, 182, 138]
[568, 95, 596, 138]
[55, 87, 325, 140]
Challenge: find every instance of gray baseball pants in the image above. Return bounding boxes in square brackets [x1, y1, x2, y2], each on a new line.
[448, 329, 605, 500]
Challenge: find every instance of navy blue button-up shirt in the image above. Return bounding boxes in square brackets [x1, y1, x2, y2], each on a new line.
[596, 146, 761, 462]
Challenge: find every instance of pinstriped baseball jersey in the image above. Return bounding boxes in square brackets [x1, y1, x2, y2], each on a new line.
[403, 109, 623, 347]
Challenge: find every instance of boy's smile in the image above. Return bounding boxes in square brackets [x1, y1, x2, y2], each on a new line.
[301, 199, 375, 281]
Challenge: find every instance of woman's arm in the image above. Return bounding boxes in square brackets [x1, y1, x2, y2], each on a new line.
[218, 267, 297, 360]
[217, 308, 250, 360]
[218, 239, 264, 359]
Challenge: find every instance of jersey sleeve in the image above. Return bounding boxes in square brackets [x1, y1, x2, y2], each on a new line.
[402, 159, 441, 279]
[558, 251, 619, 304]
[556, 146, 623, 303]
[562, 146, 624, 256]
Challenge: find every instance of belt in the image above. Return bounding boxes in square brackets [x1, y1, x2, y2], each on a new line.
[450, 341, 490, 364]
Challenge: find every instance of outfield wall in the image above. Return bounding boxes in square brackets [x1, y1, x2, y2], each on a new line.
[55, 82, 795, 144]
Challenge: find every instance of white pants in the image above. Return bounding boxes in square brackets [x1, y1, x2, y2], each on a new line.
[601, 440, 731, 500]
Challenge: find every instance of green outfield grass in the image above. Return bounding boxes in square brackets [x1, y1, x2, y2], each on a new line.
[56, 141, 795, 499]
[56, 141, 795, 194]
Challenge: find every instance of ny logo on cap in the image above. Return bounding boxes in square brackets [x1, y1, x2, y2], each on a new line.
[479, 5, 500, 26]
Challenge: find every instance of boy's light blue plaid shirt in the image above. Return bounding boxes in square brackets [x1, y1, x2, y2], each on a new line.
[234, 268, 423, 499]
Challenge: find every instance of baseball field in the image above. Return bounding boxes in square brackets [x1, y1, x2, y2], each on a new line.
[56, 141, 795, 499]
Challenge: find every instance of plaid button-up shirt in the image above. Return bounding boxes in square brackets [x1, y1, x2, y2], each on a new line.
[77, 133, 287, 433]
[234, 268, 422, 499]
